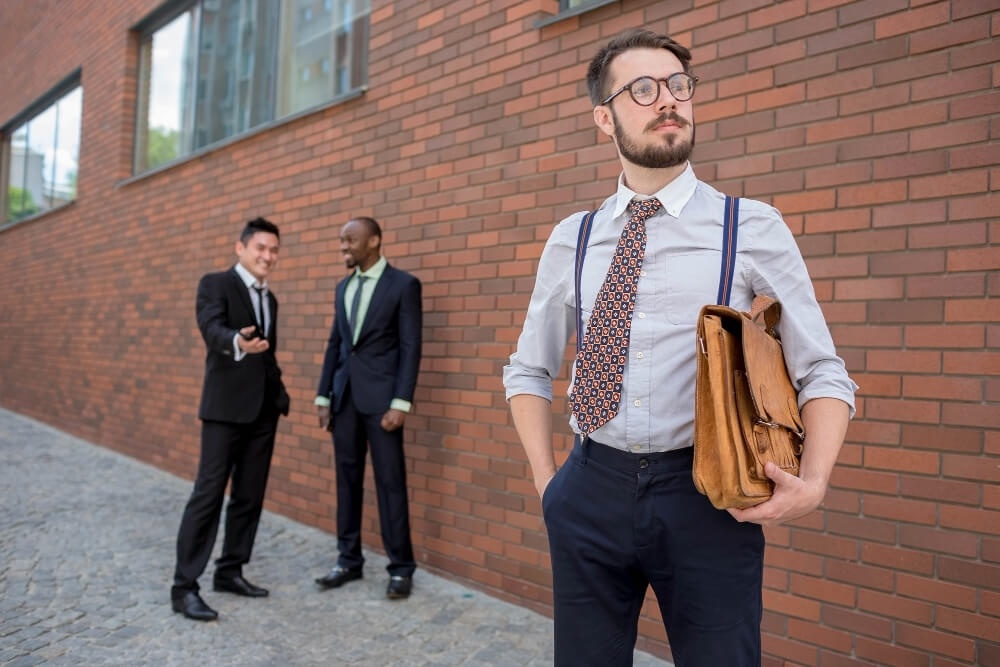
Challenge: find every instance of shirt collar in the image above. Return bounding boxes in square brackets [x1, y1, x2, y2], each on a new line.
[234, 263, 266, 291]
[354, 255, 387, 281]
[612, 162, 698, 220]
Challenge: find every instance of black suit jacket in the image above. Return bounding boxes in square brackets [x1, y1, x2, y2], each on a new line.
[197, 267, 289, 423]
[317, 264, 422, 414]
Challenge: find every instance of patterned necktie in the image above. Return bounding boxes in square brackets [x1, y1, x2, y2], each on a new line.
[570, 197, 662, 435]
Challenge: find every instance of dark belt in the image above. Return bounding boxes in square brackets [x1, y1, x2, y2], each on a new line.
[579, 436, 693, 473]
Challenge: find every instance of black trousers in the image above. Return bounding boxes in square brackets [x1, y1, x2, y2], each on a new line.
[542, 437, 764, 667]
[331, 388, 415, 577]
[172, 405, 278, 599]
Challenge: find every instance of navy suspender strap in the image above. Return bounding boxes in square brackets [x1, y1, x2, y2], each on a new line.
[576, 198, 738, 338]
[574, 210, 596, 353]
[716, 195, 740, 306]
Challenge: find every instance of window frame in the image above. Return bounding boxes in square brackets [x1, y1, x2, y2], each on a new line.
[0, 69, 83, 229]
[535, 0, 619, 28]
[130, 0, 370, 177]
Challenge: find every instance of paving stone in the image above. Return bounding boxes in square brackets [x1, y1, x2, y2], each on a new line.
[0, 407, 672, 666]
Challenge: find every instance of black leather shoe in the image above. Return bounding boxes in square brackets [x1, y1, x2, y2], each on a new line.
[386, 575, 412, 599]
[213, 575, 269, 597]
[315, 565, 363, 589]
[171, 591, 219, 621]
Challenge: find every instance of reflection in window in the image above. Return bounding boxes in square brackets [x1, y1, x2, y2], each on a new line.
[135, 0, 370, 174]
[4, 86, 82, 224]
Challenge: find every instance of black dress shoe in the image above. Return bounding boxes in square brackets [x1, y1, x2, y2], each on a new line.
[213, 575, 269, 597]
[315, 565, 363, 589]
[171, 591, 218, 621]
[386, 575, 412, 599]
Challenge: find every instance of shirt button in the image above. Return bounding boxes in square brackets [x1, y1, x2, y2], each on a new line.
[640, 270, 647, 277]
[637, 312, 646, 319]
[633, 400, 641, 407]
[636, 352, 644, 359]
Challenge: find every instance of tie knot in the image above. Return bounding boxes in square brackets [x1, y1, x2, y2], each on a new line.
[628, 197, 662, 220]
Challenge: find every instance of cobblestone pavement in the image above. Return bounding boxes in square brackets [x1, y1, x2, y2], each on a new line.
[0, 408, 672, 666]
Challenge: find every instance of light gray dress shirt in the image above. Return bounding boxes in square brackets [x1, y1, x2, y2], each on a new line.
[503, 164, 857, 453]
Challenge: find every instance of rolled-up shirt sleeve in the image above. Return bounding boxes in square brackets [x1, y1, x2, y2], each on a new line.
[503, 214, 582, 402]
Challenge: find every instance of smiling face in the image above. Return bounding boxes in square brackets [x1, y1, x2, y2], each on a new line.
[594, 47, 696, 171]
[339, 219, 380, 271]
[235, 231, 280, 282]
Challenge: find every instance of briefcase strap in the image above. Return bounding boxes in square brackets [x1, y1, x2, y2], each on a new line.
[716, 195, 740, 306]
[574, 210, 597, 354]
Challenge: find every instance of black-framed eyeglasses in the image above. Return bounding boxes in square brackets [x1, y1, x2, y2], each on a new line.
[601, 73, 699, 106]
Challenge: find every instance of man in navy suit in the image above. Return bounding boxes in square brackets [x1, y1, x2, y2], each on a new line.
[314, 216, 422, 599]
[171, 217, 290, 621]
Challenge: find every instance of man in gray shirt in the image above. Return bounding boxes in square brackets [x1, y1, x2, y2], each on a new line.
[503, 28, 856, 667]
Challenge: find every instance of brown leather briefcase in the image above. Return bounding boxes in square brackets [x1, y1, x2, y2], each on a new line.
[693, 296, 805, 509]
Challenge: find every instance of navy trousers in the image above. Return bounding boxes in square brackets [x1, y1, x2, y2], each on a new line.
[542, 438, 764, 667]
[331, 387, 415, 577]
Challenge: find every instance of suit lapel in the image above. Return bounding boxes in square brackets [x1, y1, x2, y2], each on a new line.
[230, 268, 257, 326]
[354, 265, 394, 344]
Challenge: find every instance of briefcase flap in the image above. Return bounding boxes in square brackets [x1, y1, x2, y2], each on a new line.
[741, 301, 804, 437]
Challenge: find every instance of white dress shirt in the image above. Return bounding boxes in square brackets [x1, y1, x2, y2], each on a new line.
[503, 163, 857, 453]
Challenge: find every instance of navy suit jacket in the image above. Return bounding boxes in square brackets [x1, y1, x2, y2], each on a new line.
[197, 267, 289, 423]
[317, 264, 422, 414]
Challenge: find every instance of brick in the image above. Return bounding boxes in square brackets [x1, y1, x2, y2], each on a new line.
[822, 604, 893, 638]
[775, 9, 837, 42]
[939, 555, 1000, 592]
[910, 15, 992, 55]
[875, 3, 950, 39]
[913, 66, 993, 102]
[896, 622, 977, 661]
[875, 50, 949, 85]
[855, 638, 931, 667]
[899, 524, 981, 558]
[897, 571, 978, 609]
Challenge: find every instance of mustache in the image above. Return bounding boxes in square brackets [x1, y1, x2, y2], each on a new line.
[646, 112, 688, 131]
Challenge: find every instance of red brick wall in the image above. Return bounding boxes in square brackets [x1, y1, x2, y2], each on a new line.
[1, 1, 997, 664]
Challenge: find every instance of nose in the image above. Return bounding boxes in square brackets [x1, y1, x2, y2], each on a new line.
[655, 81, 675, 111]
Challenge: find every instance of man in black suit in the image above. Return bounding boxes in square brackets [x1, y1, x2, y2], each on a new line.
[314, 216, 422, 599]
[171, 217, 290, 621]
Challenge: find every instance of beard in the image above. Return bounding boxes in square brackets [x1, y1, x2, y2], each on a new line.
[612, 109, 695, 169]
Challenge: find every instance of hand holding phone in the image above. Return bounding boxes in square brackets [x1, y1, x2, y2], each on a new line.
[238, 325, 262, 340]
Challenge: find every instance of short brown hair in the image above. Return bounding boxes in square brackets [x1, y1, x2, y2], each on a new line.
[586, 29, 693, 106]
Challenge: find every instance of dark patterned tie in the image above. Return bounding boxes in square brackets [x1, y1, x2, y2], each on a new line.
[350, 275, 367, 339]
[570, 198, 662, 435]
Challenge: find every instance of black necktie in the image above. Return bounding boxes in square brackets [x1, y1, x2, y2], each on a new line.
[350, 276, 367, 339]
[252, 286, 265, 333]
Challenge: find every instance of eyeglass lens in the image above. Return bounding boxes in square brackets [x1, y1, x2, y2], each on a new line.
[631, 74, 695, 105]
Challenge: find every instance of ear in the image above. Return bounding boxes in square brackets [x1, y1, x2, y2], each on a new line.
[593, 105, 615, 139]
[234, 240, 245, 256]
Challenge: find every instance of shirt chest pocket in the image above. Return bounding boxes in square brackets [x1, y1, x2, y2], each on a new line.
[664, 251, 724, 325]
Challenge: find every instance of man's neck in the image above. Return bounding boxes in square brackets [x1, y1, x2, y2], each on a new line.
[620, 161, 687, 196]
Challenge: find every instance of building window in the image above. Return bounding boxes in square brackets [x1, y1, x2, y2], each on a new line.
[2, 82, 82, 225]
[134, 0, 370, 173]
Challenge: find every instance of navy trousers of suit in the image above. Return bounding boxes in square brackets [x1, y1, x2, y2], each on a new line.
[172, 401, 279, 598]
[331, 385, 415, 577]
[542, 437, 764, 667]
